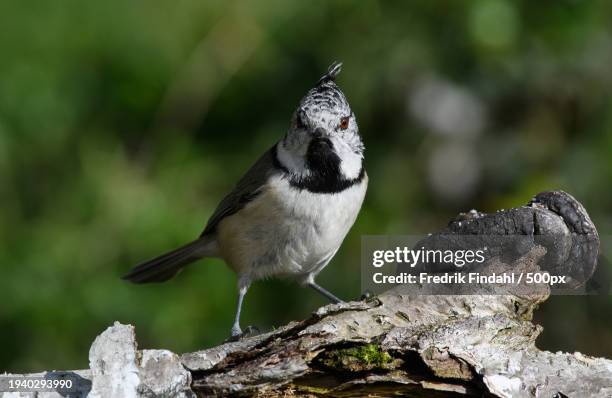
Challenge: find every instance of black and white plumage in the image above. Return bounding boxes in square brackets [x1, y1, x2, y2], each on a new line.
[123, 62, 368, 337]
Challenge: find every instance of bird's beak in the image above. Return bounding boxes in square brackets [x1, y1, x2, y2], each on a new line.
[311, 127, 327, 139]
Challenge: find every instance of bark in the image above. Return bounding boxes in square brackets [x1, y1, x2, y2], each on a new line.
[3, 191, 611, 398]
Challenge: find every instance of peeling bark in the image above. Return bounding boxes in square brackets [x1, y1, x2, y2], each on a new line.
[3, 191, 611, 398]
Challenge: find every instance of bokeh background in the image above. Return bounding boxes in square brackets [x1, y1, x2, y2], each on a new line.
[1, 1, 611, 372]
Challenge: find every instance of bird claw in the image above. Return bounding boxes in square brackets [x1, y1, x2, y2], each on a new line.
[360, 290, 372, 301]
[225, 325, 260, 342]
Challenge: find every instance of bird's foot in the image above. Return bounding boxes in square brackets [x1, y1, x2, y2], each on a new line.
[226, 325, 260, 342]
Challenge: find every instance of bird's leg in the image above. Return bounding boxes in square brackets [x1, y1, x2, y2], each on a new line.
[231, 277, 251, 338]
[307, 281, 345, 304]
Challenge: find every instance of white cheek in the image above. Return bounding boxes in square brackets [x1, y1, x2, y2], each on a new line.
[277, 138, 309, 176]
[331, 136, 363, 179]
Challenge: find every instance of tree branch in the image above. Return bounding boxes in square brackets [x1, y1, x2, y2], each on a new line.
[4, 191, 611, 398]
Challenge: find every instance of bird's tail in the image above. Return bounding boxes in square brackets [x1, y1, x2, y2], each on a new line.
[122, 237, 215, 283]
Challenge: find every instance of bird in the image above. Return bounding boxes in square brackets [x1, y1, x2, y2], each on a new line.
[123, 62, 368, 338]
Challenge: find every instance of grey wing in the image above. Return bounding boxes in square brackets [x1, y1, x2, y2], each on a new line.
[200, 144, 282, 237]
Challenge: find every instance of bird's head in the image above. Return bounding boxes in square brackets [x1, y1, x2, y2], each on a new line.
[278, 62, 364, 181]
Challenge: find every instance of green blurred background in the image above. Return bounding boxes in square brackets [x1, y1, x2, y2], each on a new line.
[1, 1, 611, 372]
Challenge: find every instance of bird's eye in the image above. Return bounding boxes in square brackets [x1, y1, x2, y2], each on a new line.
[339, 116, 350, 130]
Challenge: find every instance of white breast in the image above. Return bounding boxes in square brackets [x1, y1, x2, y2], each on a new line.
[216, 173, 368, 282]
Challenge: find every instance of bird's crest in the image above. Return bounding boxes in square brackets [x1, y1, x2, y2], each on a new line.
[317, 61, 343, 85]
